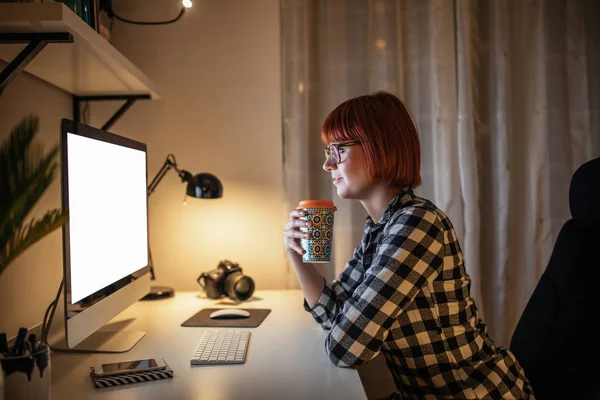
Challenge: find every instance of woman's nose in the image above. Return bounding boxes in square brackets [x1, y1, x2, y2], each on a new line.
[323, 157, 336, 172]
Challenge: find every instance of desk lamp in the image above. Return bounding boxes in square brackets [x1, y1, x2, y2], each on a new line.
[141, 153, 223, 301]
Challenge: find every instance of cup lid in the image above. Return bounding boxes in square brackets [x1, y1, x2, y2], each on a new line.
[297, 200, 337, 211]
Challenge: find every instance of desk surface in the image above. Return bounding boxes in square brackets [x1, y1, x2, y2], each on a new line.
[51, 290, 367, 400]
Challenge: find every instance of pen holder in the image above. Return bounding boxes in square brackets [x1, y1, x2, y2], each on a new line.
[0, 344, 51, 400]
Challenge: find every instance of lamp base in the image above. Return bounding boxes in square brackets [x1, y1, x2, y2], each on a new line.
[140, 285, 175, 301]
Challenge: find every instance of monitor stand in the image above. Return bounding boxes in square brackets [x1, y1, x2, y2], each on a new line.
[72, 330, 146, 353]
[140, 285, 174, 301]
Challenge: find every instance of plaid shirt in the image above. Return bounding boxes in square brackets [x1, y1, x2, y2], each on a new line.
[304, 187, 535, 399]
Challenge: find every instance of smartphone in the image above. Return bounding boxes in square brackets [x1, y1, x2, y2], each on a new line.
[93, 358, 166, 377]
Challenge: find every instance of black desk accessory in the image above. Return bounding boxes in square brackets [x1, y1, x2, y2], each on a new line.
[198, 260, 255, 301]
[11, 327, 28, 356]
[141, 153, 223, 301]
[0, 332, 8, 355]
[181, 308, 271, 328]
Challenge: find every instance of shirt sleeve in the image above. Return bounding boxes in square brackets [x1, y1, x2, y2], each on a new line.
[303, 238, 366, 328]
[324, 207, 445, 368]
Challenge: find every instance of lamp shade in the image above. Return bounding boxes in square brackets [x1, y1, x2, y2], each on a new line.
[186, 173, 223, 199]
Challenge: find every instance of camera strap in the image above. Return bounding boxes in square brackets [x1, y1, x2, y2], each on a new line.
[196, 273, 208, 292]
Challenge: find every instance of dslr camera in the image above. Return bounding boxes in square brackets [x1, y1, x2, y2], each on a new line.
[197, 260, 255, 301]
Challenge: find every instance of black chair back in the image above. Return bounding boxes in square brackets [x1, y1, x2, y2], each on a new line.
[510, 157, 600, 400]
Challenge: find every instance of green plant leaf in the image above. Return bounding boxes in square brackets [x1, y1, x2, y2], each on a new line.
[0, 148, 58, 245]
[0, 114, 69, 275]
[0, 208, 69, 274]
[0, 115, 61, 243]
[0, 115, 39, 201]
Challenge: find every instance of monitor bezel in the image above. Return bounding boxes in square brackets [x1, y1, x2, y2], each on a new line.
[60, 119, 151, 346]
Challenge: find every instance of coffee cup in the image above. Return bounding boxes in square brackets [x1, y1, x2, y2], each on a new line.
[296, 200, 337, 263]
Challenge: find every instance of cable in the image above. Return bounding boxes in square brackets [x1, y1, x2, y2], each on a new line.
[82, 101, 89, 124]
[40, 278, 63, 345]
[110, 6, 186, 26]
[108, 9, 115, 45]
[41, 278, 130, 354]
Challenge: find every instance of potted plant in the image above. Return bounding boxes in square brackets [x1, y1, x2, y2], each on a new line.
[0, 114, 68, 400]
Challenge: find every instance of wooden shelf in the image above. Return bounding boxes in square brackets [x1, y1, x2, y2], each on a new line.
[0, 2, 160, 99]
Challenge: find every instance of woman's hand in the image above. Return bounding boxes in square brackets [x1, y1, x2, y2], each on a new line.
[283, 209, 324, 307]
[284, 209, 311, 255]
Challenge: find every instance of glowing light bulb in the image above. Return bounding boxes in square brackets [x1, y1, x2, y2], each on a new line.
[182, 0, 192, 8]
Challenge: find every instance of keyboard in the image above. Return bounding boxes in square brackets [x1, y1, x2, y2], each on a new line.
[190, 329, 251, 365]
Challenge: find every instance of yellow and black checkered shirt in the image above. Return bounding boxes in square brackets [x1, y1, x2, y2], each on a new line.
[304, 187, 535, 399]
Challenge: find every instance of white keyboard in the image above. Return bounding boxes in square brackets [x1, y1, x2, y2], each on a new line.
[190, 329, 251, 365]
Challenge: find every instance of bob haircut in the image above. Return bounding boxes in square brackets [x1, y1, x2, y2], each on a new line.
[321, 91, 422, 188]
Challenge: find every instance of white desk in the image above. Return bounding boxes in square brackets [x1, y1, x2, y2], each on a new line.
[51, 290, 368, 400]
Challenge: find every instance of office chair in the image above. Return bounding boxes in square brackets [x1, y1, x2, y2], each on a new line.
[509, 156, 600, 400]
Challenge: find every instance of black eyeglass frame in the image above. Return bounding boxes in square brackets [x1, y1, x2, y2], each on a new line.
[324, 140, 362, 164]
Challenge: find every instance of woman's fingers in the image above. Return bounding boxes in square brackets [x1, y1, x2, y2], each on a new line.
[284, 210, 310, 254]
[284, 228, 309, 239]
[286, 218, 311, 229]
[289, 209, 306, 218]
[284, 217, 311, 238]
[284, 238, 305, 255]
[294, 219, 311, 228]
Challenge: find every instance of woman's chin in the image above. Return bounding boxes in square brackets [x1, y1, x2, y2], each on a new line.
[335, 187, 351, 199]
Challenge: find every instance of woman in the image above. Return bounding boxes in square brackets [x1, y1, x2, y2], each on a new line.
[283, 92, 535, 399]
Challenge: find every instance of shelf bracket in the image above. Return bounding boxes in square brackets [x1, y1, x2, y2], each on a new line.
[73, 94, 151, 131]
[0, 32, 73, 93]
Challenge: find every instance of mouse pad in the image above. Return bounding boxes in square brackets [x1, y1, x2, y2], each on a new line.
[181, 308, 271, 328]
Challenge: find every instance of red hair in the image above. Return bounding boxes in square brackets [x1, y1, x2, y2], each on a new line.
[321, 91, 422, 188]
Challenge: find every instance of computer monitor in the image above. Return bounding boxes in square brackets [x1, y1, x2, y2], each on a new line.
[60, 119, 151, 352]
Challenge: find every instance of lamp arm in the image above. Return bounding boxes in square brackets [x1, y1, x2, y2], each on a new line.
[147, 159, 171, 197]
[148, 154, 187, 197]
[146, 154, 179, 281]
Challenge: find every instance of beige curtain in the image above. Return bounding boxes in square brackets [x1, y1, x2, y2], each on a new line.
[281, 0, 600, 346]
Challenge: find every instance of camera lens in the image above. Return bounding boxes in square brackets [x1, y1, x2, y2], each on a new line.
[223, 272, 255, 301]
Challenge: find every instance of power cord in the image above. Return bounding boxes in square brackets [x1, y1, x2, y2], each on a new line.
[40, 278, 129, 354]
[40, 278, 62, 347]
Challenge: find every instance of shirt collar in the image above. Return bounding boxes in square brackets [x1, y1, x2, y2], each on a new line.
[365, 185, 415, 227]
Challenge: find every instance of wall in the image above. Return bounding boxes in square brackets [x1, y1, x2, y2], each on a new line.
[0, 0, 285, 335]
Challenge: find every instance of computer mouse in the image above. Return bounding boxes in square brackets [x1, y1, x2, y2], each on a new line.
[209, 309, 251, 319]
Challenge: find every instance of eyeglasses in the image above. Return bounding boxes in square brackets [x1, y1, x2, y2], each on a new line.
[324, 141, 361, 164]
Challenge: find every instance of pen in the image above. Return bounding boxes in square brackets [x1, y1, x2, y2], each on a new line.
[11, 327, 28, 356]
[27, 333, 37, 354]
[0, 332, 7, 356]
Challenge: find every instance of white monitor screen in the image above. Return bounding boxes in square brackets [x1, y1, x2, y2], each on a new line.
[66, 132, 148, 304]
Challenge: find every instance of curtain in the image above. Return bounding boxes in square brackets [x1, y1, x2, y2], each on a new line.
[281, 0, 600, 347]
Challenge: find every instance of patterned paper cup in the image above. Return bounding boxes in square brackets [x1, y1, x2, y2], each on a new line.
[297, 200, 337, 263]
